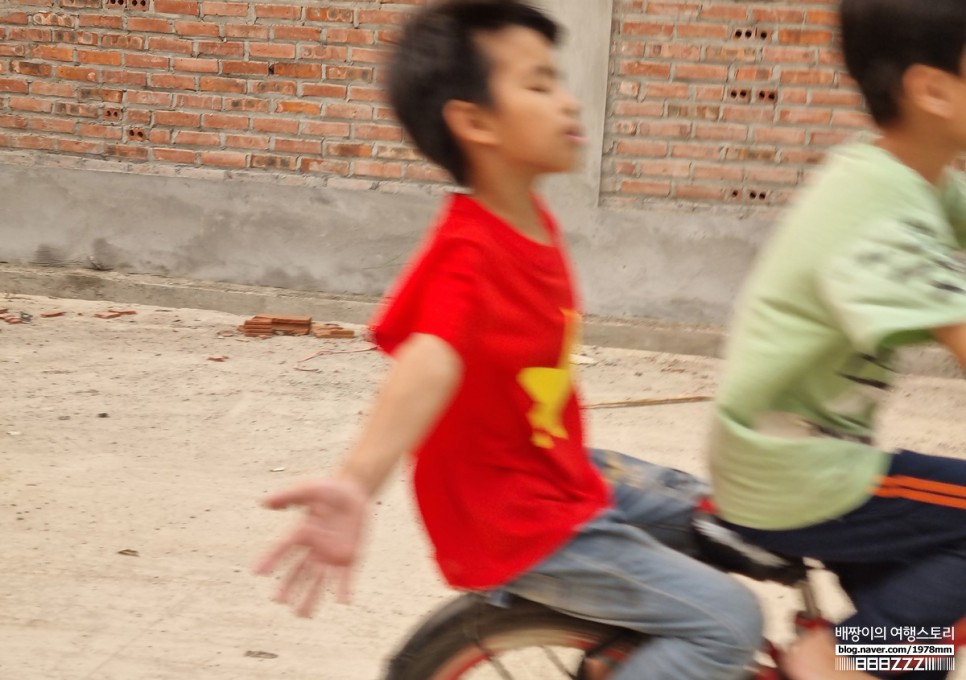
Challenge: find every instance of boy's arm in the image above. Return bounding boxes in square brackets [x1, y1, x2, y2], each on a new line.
[255, 333, 462, 616]
[933, 324, 966, 371]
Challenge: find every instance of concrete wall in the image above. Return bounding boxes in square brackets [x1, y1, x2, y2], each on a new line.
[0, 0, 777, 325]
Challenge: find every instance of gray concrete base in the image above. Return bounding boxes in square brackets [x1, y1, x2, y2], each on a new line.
[3, 263, 960, 379]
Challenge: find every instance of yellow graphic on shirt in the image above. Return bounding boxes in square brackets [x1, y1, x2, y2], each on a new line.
[517, 309, 579, 448]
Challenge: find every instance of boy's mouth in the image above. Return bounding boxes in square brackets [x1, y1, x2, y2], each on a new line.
[565, 125, 587, 145]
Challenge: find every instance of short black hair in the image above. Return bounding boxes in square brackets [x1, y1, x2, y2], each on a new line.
[841, 0, 966, 125]
[387, 0, 559, 185]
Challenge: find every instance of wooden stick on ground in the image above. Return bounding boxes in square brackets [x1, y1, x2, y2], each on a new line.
[583, 396, 712, 410]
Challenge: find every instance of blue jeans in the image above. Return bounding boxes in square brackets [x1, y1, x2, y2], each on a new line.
[491, 449, 763, 680]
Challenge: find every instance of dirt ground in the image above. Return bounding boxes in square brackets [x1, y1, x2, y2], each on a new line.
[2, 292, 963, 680]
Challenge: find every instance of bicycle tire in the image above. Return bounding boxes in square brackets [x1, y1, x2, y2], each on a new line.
[384, 593, 645, 680]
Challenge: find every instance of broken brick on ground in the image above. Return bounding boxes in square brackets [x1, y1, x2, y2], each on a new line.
[236, 315, 356, 339]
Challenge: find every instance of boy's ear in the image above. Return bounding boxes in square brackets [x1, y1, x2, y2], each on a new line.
[442, 100, 498, 147]
[903, 64, 956, 119]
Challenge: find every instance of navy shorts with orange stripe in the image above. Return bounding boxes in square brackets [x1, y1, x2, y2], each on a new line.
[721, 450, 966, 679]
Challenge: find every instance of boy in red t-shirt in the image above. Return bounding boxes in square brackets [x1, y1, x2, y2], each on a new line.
[256, 2, 761, 678]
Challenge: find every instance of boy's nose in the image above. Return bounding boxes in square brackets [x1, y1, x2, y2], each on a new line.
[561, 89, 580, 116]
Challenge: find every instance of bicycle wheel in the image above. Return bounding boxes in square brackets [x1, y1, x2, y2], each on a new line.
[384, 593, 645, 680]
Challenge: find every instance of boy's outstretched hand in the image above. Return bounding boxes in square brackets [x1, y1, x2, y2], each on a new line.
[255, 477, 369, 618]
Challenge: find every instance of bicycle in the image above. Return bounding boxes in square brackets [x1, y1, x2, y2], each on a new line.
[383, 499, 964, 680]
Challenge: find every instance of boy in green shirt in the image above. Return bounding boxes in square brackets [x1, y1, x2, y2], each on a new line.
[709, 0, 966, 678]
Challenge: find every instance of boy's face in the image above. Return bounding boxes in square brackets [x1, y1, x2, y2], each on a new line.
[473, 26, 584, 176]
[944, 52, 966, 149]
[908, 51, 966, 150]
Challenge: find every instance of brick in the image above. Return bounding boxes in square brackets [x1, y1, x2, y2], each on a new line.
[251, 154, 298, 171]
[253, 117, 298, 134]
[173, 57, 218, 73]
[202, 113, 248, 129]
[14, 133, 57, 150]
[300, 158, 349, 175]
[174, 130, 219, 145]
[615, 140, 669, 157]
[148, 37, 192, 54]
[125, 90, 172, 106]
[30, 12, 76, 27]
[175, 93, 220, 109]
[174, 20, 219, 36]
[621, 180, 671, 197]
[12, 61, 52, 77]
[53, 101, 99, 117]
[324, 142, 371, 157]
[201, 1, 247, 16]
[100, 33, 144, 49]
[325, 66, 372, 82]
[78, 49, 122, 66]
[103, 69, 147, 86]
[58, 139, 104, 154]
[200, 76, 245, 93]
[125, 54, 169, 69]
[223, 97, 269, 113]
[325, 28, 374, 45]
[224, 133, 269, 149]
[777, 28, 834, 46]
[106, 144, 149, 160]
[299, 45, 349, 61]
[354, 124, 402, 142]
[0, 44, 28, 58]
[225, 24, 267, 39]
[249, 42, 295, 59]
[325, 103, 372, 120]
[148, 73, 196, 89]
[196, 41, 244, 57]
[301, 83, 347, 98]
[78, 123, 122, 139]
[154, 147, 196, 163]
[255, 4, 300, 19]
[30, 44, 74, 61]
[56, 66, 99, 82]
[694, 124, 748, 142]
[222, 60, 269, 76]
[273, 138, 320, 154]
[404, 164, 449, 183]
[275, 100, 321, 115]
[154, 0, 198, 15]
[301, 120, 350, 137]
[356, 9, 408, 25]
[0, 12, 30, 24]
[200, 150, 248, 167]
[127, 18, 174, 33]
[305, 7, 352, 22]
[273, 26, 320, 41]
[7, 27, 51, 41]
[79, 15, 122, 28]
[271, 62, 321, 79]
[155, 110, 201, 126]
[10, 96, 52, 112]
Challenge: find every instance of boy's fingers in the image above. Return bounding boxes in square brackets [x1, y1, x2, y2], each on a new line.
[254, 536, 298, 575]
[275, 551, 314, 605]
[297, 569, 327, 618]
[335, 567, 354, 604]
[261, 482, 320, 510]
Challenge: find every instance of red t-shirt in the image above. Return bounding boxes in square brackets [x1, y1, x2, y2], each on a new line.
[371, 194, 611, 589]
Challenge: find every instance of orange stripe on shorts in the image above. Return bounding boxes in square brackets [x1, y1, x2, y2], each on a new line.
[874, 482, 966, 510]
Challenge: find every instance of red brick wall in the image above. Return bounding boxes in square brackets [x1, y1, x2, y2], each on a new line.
[0, 0, 888, 204]
[0, 0, 449, 185]
[602, 0, 874, 208]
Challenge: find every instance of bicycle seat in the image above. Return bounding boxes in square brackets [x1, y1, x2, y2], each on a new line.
[691, 499, 808, 586]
